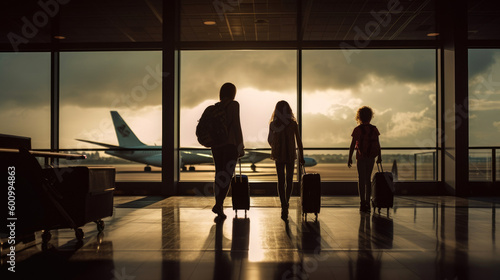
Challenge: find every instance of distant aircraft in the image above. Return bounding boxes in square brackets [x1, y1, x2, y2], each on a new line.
[77, 111, 317, 172]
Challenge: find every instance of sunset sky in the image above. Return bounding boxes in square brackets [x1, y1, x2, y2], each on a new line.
[0, 49, 499, 149]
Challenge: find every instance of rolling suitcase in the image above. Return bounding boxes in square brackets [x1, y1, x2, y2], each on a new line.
[231, 159, 250, 217]
[301, 165, 321, 220]
[371, 162, 395, 214]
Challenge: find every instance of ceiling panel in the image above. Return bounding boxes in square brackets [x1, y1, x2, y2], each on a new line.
[3, 0, 499, 47]
[302, 0, 437, 41]
[468, 0, 500, 40]
[180, 0, 297, 41]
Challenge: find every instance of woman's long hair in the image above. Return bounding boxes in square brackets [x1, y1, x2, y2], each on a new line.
[270, 100, 296, 126]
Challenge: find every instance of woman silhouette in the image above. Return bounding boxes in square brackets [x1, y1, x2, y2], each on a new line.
[268, 101, 305, 221]
[211, 82, 245, 219]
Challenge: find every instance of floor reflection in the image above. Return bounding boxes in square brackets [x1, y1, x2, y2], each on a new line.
[350, 213, 382, 280]
[1, 196, 500, 279]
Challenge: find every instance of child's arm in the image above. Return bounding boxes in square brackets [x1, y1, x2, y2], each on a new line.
[376, 136, 382, 163]
[348, 137, 355, 168]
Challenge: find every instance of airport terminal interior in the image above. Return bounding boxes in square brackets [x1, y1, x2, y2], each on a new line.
[1, 0, 500, 279]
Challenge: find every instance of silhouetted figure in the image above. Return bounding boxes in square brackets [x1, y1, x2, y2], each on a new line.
[211, 83, 245, 219]
[268, 101, 304, 222]
[348, 106, 382, 213]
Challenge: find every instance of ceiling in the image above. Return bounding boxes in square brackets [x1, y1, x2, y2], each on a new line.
[0, 0, 498, 47]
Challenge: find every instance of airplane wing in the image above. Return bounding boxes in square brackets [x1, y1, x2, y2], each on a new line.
[76, 139, 124, 149]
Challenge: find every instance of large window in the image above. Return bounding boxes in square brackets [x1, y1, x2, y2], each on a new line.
[59, 51, 162, 182]
[180, 50, 297, 181]
[468, 49, 500, 182]
[0, 52, 50, 149]
[179, 49, 437, 182]
[302, 49, 437, 181]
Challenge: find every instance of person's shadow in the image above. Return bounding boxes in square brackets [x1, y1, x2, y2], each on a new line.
[213, 217, 232, 280]
[371, 214, 394, 249]
[212, 216, 250, 280]
[349, 214, 382, 280]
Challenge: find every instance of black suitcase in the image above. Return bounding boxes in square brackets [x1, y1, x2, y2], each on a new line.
[371, 163, 395, 213]
[231, 159, 250, 217]
[301, 166, 321, 220]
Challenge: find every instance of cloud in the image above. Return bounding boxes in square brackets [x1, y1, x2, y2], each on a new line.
[1, 49, 440, 111]
[302, 113, 351, 146]
[469, 49, 498, 79]
[302, 49, 436, 93]
[0, 53, 50, 108]
[180, 50, 296, 108]
[59, 52, 163, 109]
[180, 49, 438, 108]
[470, 99, 500, 111]
[0, 51, 163, 110]
[382, 108, 435, 141]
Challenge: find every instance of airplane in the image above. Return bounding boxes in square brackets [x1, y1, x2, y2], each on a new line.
[77, 111, 317, 172]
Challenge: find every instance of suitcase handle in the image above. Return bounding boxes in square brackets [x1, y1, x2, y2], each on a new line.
[238, 158, 242, 183]
[377, 162, 384, 173]
[300, 163, 307, 175]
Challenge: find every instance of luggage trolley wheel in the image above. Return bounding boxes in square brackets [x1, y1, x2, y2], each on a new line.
[95, 220, 105, 232]
[41, 230, 52, 243]
[74, 228, 84, 241]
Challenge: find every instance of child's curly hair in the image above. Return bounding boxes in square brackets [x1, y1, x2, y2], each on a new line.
[355, 106, 374, 124]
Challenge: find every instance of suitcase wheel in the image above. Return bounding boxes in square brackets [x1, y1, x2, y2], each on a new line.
[95, 220, 105, 232]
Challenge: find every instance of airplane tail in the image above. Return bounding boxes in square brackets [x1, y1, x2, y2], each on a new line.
[110, 111, 146, 147]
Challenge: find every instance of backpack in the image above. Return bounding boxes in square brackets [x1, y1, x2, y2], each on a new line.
[196, 102, 228, 148]
[356, 124, 378, 158]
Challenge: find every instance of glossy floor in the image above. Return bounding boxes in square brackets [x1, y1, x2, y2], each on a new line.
[2, 196, 500, 280]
